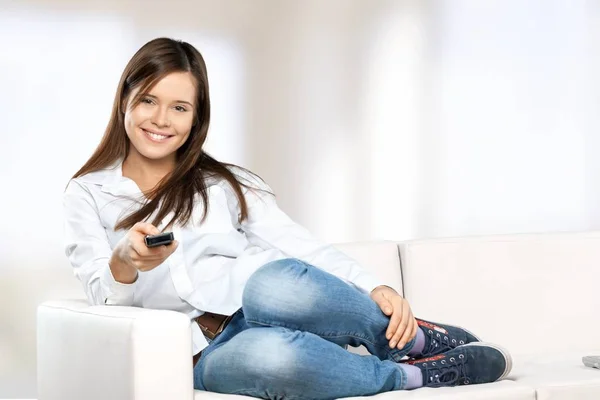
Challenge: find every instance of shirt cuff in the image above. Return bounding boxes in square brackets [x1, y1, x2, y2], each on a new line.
[100, 264, 137, 305]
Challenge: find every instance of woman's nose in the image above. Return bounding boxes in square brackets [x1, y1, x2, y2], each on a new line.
[152, 107, 170, 128]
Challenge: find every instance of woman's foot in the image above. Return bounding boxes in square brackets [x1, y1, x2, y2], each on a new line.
[403, 342, 512, 388]
[408, 319, 482, 359]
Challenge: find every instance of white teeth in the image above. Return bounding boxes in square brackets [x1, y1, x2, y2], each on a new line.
[146, 131, 169, 140]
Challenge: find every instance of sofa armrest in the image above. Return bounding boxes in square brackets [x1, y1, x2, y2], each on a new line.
[37, 300, 194, 400]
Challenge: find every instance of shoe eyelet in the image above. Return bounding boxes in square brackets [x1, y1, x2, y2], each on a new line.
[423, 363, 427, 367]
[452, 339, 457, 343]
[432, 362, 436, 366]
[459, 340, 464, 344]
[450, 357, 455, 362]
[428, 330, 433, 334]
[436, 333, 441, 338]
[441, 360, 446, 364]
[444, 336, 448, 340]
[459, 354, 464, 359]
[464, 379, 470, 384]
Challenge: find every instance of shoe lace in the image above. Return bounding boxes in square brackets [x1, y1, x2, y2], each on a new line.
[424, 330, 454, 355]
[422, 355, 469, 387]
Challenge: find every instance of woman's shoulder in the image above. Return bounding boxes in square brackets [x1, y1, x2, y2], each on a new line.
[72, 169, 114, 185]
[65, 164, 120, 195]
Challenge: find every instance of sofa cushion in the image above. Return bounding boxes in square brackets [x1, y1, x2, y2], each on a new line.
[512, 350, 600, 400]
[193, 380, 535, 399]
[398, 231, 600, 355]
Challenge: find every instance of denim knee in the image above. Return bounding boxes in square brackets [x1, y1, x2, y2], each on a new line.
[201, 328, 301, 394]
[245, 258, 304, 290]
[242, 258, 319, 323]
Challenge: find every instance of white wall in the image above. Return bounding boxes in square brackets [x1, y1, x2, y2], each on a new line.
[2, 0, 600, 397]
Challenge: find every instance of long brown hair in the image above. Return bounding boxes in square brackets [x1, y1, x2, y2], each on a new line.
[72, 37, 261, 230]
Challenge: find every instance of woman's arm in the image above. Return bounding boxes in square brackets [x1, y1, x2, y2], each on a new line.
[226, 171, 385, 294]
[63, 180, 137, 305]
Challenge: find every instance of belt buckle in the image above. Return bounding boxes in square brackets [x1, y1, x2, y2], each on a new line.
[197, 314, 234, 341]
[197, 322, 218, 340]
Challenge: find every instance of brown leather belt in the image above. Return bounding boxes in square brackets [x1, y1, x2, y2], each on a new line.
[192, 312, 234, 366]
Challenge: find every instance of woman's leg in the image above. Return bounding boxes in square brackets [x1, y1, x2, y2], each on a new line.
[242, 258, 411, 361]
[195, 326, 409, 399]
[242, 258, 478, 362]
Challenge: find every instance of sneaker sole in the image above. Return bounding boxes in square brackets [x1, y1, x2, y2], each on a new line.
[460, 342, 513, 381]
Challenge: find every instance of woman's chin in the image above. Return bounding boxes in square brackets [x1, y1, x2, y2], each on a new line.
[135, 146, 176, 161]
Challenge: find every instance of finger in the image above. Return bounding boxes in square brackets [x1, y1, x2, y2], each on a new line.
[391, 300, 410, 348]
[137, 242, 178, 265]
[383, 299, 399, 340]
[145, 245, 170, 259]
[396, 301, 412, 348]
[166, 240, 179, 254]
[132, 258, 148, 272]
[380, 298, 394, 317]
[132, 233, 168, 257]
[411, 317, 419, 341]
[133, 256, 162, 272]
[131, 241, 163, 259]
[387, 305, 403, 346]
[397, 310, 415, 349]
[132, 222, 160, 236]
[372, 291, 394, 317]
[130, 241, 145, 258]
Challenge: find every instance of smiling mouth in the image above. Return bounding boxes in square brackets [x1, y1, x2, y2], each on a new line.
[142, 128, 174, 142]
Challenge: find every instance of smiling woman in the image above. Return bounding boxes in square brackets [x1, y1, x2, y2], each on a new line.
[62, 37, 511, 399]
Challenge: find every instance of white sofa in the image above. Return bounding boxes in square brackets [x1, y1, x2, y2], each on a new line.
[37, 231, 600, 399]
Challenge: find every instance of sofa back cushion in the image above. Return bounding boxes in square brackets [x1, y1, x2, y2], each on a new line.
[334, 241, 404, 295]
[398, 231, 600, 355]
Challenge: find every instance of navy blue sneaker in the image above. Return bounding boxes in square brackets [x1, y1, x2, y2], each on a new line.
[405, 343, 512, 387]
[413, 318, 482, 358]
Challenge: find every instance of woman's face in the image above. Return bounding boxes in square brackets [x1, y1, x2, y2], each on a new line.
[124, 71, 196, 162]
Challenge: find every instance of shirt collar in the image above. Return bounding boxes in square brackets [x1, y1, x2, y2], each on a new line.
[77, 159, 142, 197]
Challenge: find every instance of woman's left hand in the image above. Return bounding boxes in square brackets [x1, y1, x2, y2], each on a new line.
[370, 285, 418, 350]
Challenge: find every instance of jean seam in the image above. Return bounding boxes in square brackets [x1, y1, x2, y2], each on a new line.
[245, 318, 405, 362]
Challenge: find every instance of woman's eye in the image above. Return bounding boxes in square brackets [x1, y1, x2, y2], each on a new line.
[141, 98, 154, 104]
[174, 105, 187, 112]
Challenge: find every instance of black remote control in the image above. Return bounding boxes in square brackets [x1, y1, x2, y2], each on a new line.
[144, 232, 174, 247]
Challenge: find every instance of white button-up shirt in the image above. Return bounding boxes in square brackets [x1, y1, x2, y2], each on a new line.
[63, 161, 384, 353]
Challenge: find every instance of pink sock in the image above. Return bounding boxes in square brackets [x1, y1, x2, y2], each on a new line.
[398, 364, 423, 389]
[408, 327, 425, 357]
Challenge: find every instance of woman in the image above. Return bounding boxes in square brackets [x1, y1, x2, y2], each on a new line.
[63, 37, 511, 399]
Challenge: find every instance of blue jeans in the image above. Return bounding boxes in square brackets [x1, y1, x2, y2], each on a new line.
[193, 258, 416, 399]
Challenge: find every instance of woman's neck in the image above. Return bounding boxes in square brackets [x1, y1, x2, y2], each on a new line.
[122, 151, 176, 194]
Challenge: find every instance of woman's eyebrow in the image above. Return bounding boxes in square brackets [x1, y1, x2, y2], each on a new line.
[145, 93, 193, 106]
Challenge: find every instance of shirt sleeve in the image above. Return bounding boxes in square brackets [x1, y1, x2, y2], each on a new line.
[227, 171, 386, 294]
[63, 180, 137, 305]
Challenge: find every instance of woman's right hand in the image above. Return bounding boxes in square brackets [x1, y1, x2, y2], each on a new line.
[109, 222, 179, 284]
